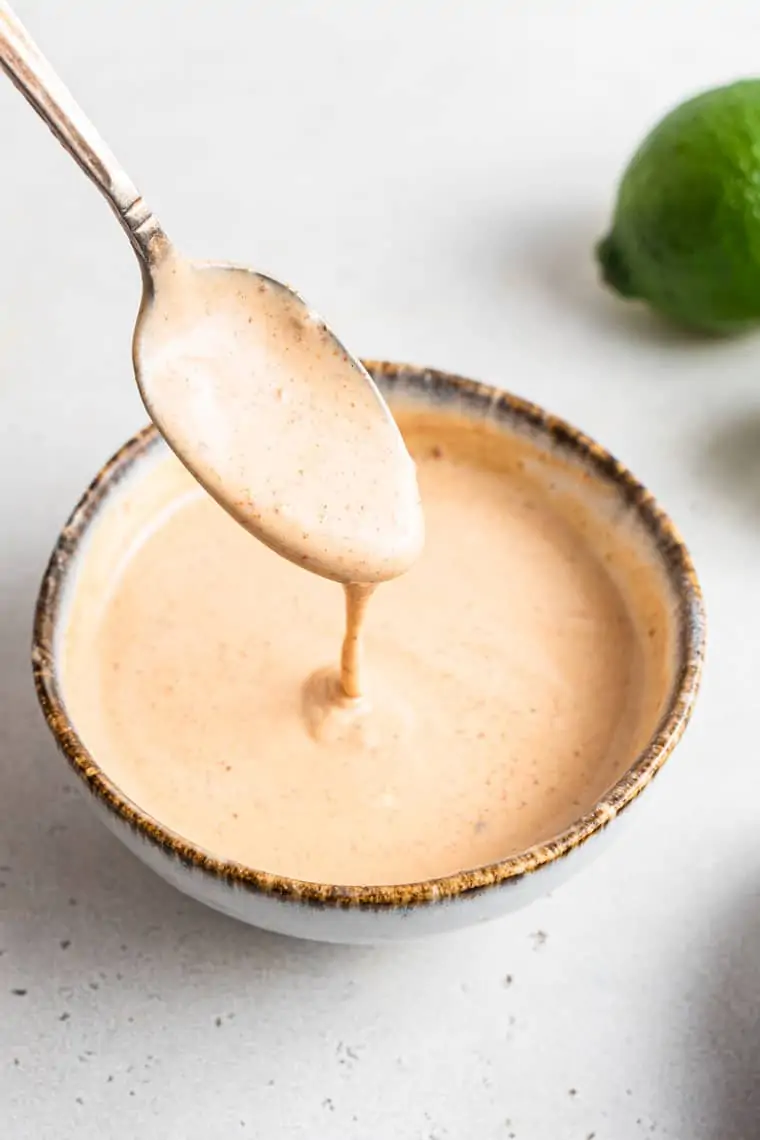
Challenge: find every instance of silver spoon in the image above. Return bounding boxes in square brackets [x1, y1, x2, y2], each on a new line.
[0, 2, 423, 585]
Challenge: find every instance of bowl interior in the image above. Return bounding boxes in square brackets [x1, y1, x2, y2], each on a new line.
[32, 363, 704, 906]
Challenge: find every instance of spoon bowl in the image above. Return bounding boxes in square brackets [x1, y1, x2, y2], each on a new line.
[134, 256, 423, 582]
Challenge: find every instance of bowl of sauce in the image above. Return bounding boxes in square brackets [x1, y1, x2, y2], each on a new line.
[32, 362, 704, 943]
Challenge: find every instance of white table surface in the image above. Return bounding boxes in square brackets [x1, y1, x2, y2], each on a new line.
[1, 1, 758, 1136]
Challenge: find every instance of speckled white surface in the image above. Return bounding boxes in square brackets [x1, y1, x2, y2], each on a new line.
[1, 0, 758, 1136]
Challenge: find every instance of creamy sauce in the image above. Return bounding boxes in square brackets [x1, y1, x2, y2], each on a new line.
[61, 409, 674, 886]
[134, 256, 424, 587]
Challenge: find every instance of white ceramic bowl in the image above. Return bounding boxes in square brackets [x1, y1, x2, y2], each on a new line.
[32, 362, 705, 943]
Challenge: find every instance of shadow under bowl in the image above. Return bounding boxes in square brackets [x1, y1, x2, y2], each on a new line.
[31, 362, 705, 943]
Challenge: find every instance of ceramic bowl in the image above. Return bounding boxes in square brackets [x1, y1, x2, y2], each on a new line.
[32, 362, 705, 943]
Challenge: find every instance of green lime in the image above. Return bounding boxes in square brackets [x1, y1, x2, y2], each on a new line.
[597, 79, 760, 334]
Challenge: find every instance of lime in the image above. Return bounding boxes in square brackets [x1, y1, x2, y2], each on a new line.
[597, 79, 760, 334]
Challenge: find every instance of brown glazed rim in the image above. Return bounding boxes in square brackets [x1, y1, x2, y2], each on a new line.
[32, 361, 706, 911]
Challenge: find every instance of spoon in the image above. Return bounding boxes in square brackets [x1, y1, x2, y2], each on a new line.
[0, 2, 424, 585]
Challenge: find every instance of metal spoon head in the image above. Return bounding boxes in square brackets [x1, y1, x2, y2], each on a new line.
[132, 256, 424, 584]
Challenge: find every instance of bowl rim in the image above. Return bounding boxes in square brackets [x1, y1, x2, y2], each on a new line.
[31, 361, 706, 911]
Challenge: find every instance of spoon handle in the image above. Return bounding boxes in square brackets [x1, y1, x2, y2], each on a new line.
[0, 1, 168, 266]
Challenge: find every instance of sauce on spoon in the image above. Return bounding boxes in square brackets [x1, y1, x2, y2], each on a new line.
[135, 254, 424, 589]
